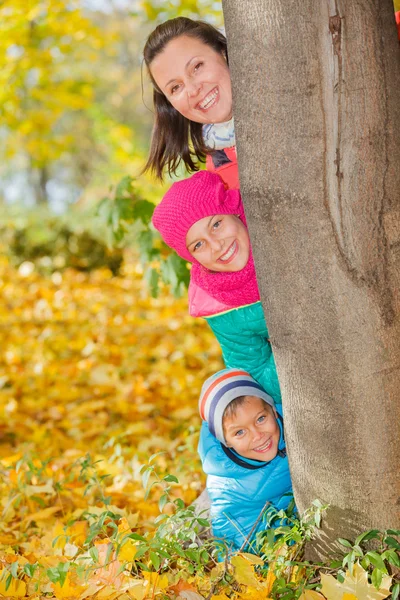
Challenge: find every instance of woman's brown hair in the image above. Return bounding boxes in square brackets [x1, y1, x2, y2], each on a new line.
[143, 17, 228, 180]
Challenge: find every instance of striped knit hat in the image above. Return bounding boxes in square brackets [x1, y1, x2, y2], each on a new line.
[199, 368, 275, 446]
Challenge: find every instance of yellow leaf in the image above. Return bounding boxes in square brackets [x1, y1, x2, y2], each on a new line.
[299, 591, 326, 600]
[321, 563, 392, 600]
[117, 538, 137, 562]
[126, 580, 147, 600]
[23, 505, 61, 524]
[142, 571, 168, 590]
[52, 573, 85, 599]
[239, 552, 265, 566]
[177, 592, 205, 600]
[67, 520, 88, 545]
[231, 555, 261, 589]
[264, 569, 276, 596]
[0, 570, 26, 597]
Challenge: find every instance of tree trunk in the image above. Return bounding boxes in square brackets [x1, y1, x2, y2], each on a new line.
[222, 0, 400, 555]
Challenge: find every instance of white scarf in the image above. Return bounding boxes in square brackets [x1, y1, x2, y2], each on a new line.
[202, 117, 236, 150]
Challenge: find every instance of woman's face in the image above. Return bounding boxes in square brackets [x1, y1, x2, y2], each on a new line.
[186, 214, 250, 272]
[149, 35, 233, 124]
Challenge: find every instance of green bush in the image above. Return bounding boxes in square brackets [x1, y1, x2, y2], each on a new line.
[0, 205, 124, 275]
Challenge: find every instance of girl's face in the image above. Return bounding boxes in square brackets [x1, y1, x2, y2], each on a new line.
[186, 214, 250, 272]
[149, 35, 232, 124]
[223, 397, 279, 462]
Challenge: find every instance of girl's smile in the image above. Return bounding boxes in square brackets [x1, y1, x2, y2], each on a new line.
[149, 35, 232, 124]
[186, 214, 250, 272]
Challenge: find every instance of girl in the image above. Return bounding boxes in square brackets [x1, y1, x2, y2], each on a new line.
[198, 368, 292, 552]
[152, 170, 282, 405]
[143, 17, 239, 189]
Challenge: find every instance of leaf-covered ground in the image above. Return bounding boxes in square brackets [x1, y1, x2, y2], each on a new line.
[1, 255, 397, 600]
[0, 253, 223, 598]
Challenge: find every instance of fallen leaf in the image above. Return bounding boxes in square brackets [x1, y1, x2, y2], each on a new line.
[0, 570, 26, 597]
[231, 555, 261, 589]
[299, 590, 326, 600]
[321, 563, 392, 600]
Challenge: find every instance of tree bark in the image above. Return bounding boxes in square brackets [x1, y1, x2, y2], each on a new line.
[222, 0, 400, 555]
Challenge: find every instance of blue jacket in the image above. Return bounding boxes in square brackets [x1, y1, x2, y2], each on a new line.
[198, 406, 293, 553]
[205, 301, 282, 405]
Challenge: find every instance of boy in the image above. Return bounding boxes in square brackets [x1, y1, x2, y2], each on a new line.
[198, 368, 293, 552]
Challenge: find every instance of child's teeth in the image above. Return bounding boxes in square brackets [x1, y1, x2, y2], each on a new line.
[220, 242, 236, 261]
[255, 439, 270, 451]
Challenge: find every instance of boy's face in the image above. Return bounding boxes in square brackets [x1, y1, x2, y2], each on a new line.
[185, 214, 250, 272]
[223, 397, 280, 462]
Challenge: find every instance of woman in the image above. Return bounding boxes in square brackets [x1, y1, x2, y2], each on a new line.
[143, 17, 239, 189]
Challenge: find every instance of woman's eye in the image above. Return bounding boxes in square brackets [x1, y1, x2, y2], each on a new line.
[212, 220, 222, 229]
[194, 62, 203, 72]
[170, 84, 180, 94]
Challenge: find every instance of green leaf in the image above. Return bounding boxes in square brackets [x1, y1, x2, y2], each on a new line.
[384, 549, 400, 567]
[158, 493, 168, 512]
[154, 513, 169, 525]
[132, 200, 155, 224]
[145, 267, 160, 298]
[10, 561, 18, 578]
[125, 533, 147, 542]
[385, 536, 400, 550]
[150, 551, 160, 571]
[338, 538, 353, 548]
[329, 560, 342, 569]
[5, 573, 12, 591]
[266, 528, 275, 548]
[174, 498, 185, 509]
[355, 529, 380, 546]
[371, 567, 383, 590]
[392, 582, 400, 600]
[89, 546, 99, 563]
[163, 474, 178, 484]
[148, 452, 164, 464]
[115, 176, 134, 198]
[366, 551, 387, 572]
[141, 467, 152, 491]
[23, 563, 37, 578]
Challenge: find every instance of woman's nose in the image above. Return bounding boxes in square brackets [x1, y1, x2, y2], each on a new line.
[186, 79, 201, 98]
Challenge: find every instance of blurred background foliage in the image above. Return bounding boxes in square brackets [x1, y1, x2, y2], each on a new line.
[0, 0, 223, 293]
[1, 1, 398, 294]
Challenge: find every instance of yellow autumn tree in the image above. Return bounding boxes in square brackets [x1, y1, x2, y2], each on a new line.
[0, 0, 107, 201]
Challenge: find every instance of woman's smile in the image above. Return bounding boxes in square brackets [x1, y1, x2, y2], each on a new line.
[150, 36, 232, 124]
[197, 87, 219, 111]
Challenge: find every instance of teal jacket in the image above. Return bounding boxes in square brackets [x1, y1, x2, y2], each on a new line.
[205, 301, 282, 405]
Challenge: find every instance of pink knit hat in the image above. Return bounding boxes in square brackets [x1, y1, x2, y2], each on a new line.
[152, 171, 244, 262]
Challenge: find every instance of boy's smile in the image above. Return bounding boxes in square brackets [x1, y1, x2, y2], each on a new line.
[223, 397, 280, 462]
[186, 214, 250, 272]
